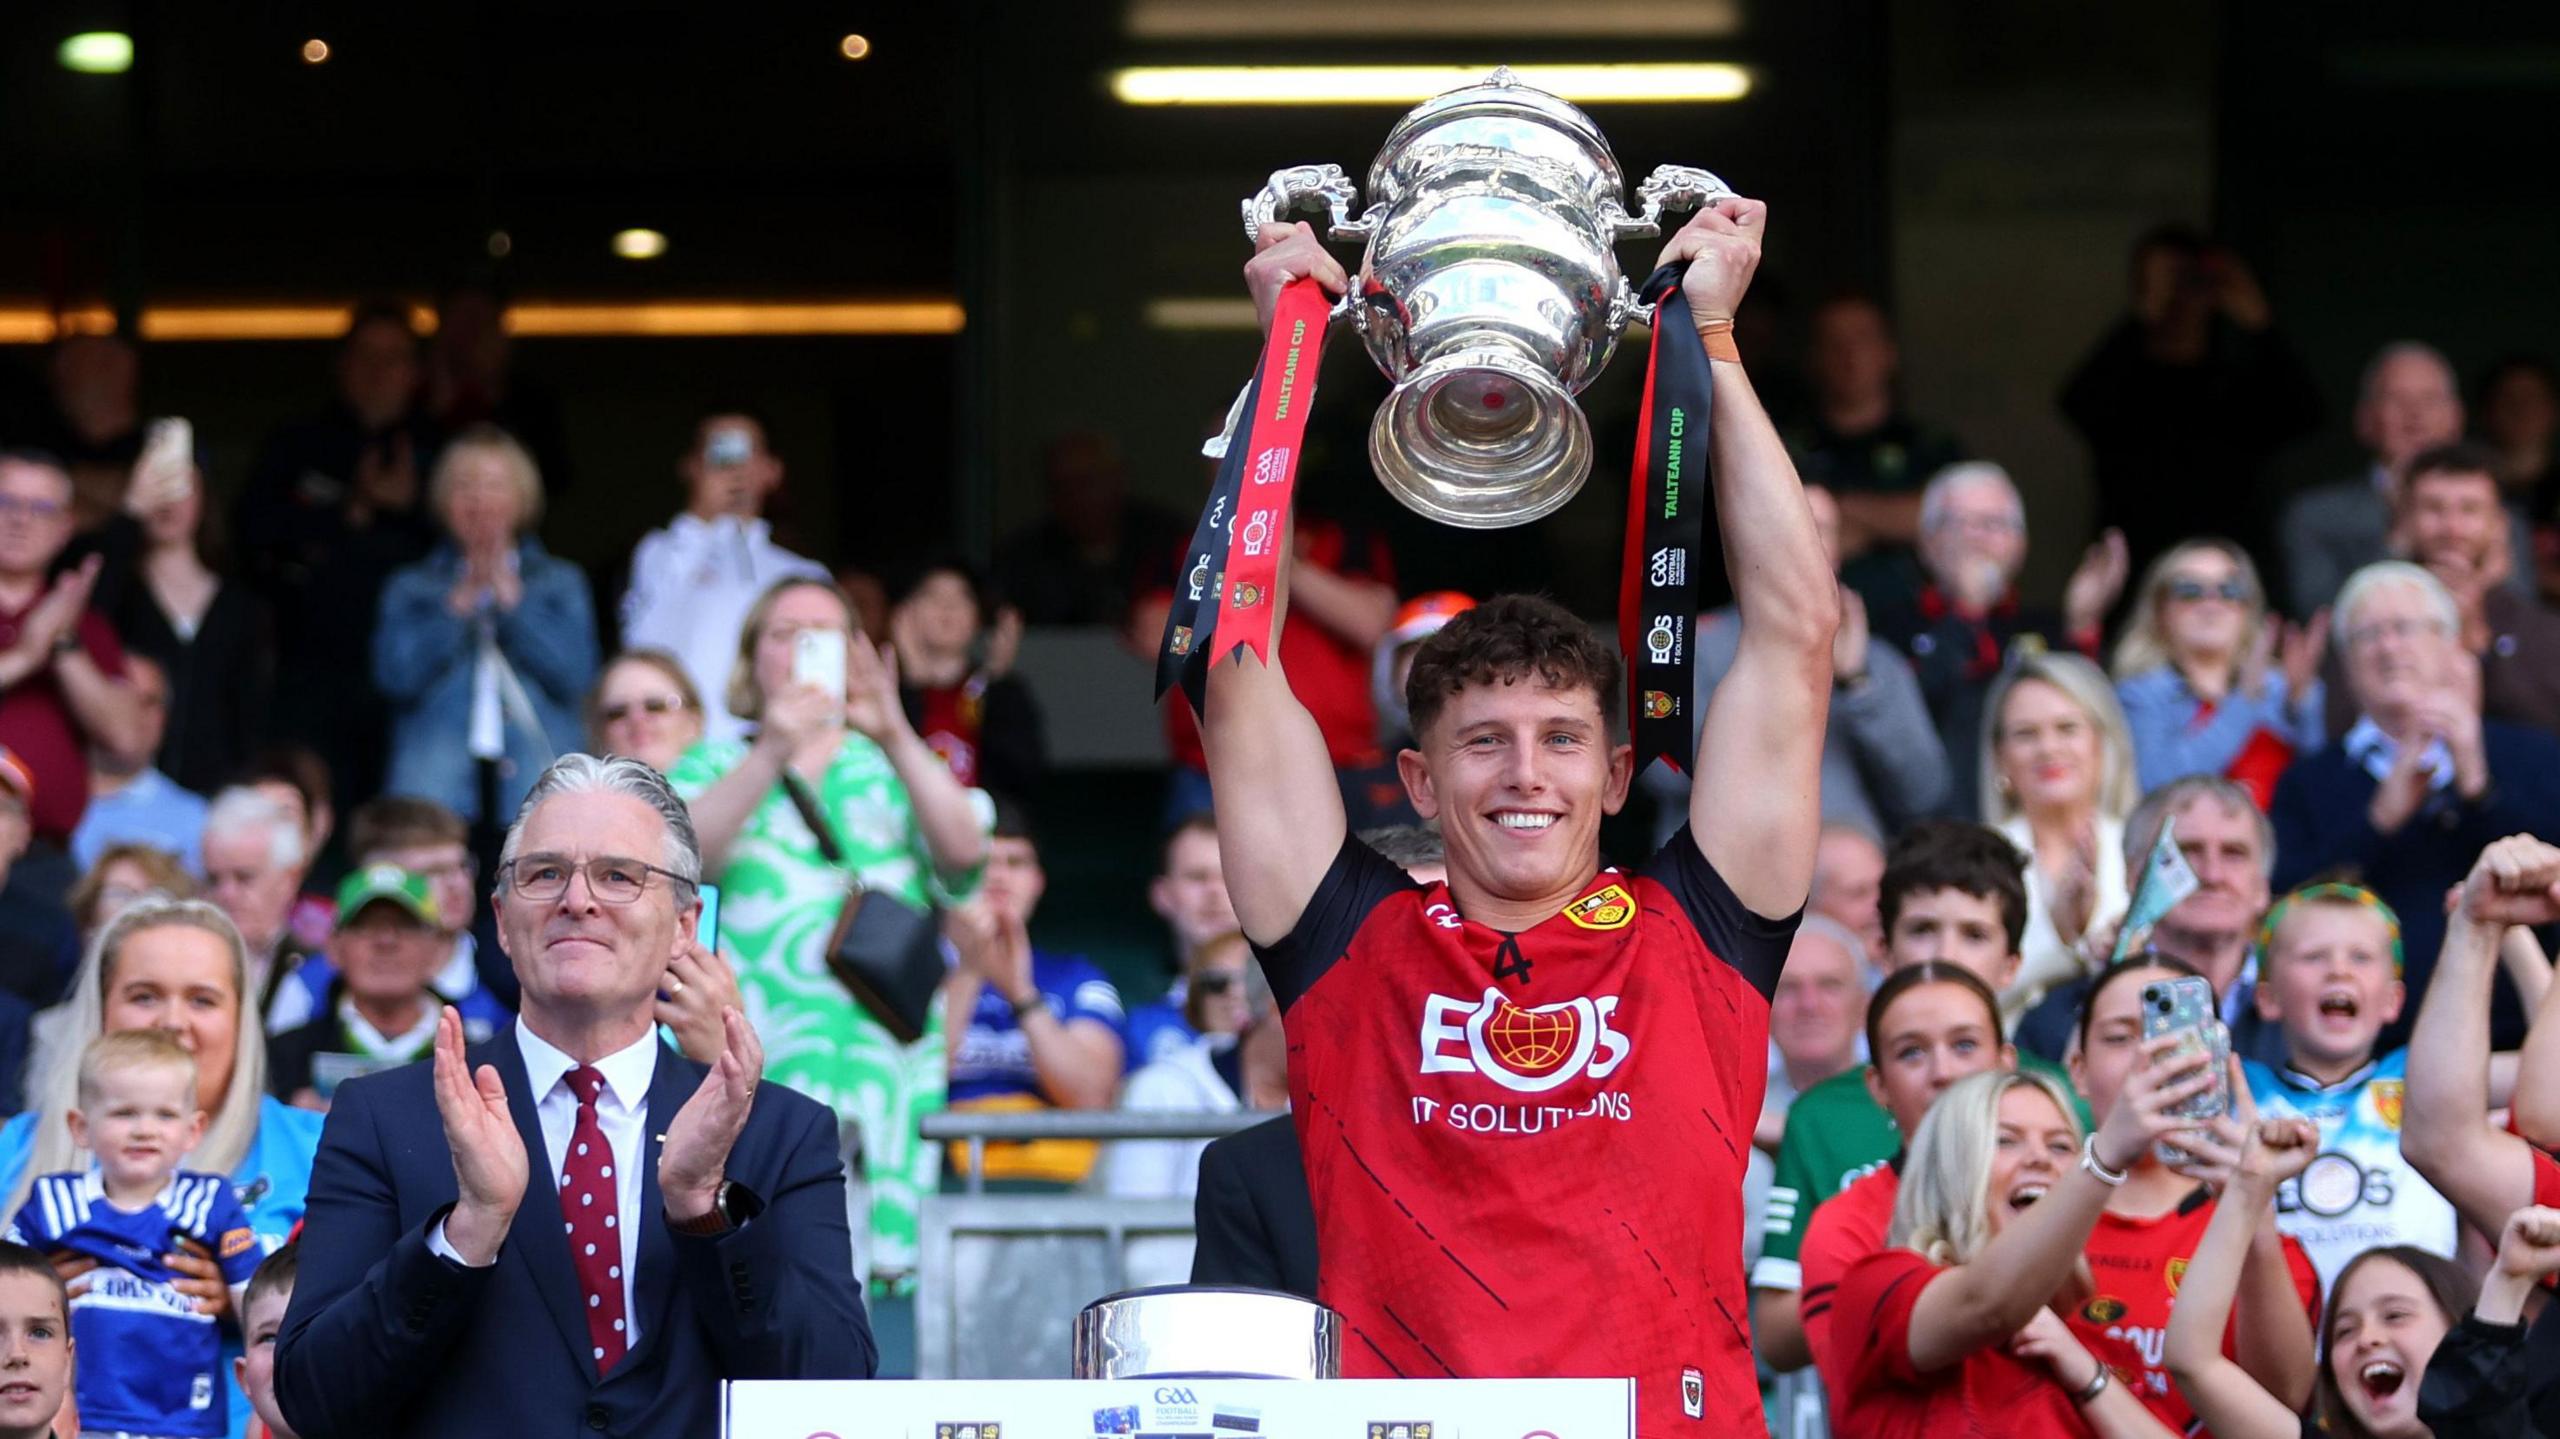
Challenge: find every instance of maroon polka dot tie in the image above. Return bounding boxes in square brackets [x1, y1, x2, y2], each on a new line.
[562, 1065, 628, 1373]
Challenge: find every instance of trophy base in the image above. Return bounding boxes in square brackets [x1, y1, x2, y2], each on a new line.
[1370, 350, 1592, 530]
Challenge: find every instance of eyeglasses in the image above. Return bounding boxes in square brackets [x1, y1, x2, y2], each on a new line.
[1937, 512, 2023, 537]
[601, 694, 689, 724]
[2165, 577, 2250, 604]
[0, 495, 67, 523]
[1194, 971, 1242, 995]
[501, 853, 690, 905]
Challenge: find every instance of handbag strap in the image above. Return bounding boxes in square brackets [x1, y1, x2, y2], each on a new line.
[778, 770, 852, 870]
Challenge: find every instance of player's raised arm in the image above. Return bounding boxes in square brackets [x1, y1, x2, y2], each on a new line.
[1204, 223, 1353, 947]
[1678, 199, 1839, 918]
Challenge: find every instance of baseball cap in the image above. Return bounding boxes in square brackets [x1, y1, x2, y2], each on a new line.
[0, 747, 30, 810]
[333, 865, 440, 930]
[1385, 591, 1478, 650]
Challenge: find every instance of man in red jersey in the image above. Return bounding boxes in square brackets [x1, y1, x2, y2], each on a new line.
[1203, 197, 1835, 1437]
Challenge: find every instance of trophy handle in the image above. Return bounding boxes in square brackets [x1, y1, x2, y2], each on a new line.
[1241, 164, 1378, 244]
[1611, 164, 1737, 240]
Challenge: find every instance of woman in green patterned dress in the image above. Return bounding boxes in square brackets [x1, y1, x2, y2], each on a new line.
[669, 576, 990, 1305]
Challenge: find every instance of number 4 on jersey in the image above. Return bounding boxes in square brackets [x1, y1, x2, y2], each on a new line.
[1492, 936, 1533, 986]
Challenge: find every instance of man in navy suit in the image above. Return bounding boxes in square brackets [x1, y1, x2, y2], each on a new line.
[275, 754, 871, 1438]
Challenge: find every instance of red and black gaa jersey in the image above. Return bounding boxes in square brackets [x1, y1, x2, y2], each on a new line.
[1257, 828, 1796, 1437]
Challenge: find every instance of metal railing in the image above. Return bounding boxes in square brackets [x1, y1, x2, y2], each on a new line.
[913, 1108, 1278, 1378]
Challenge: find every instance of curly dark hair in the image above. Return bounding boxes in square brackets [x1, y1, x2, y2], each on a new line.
[1403, 594, 1620, 741]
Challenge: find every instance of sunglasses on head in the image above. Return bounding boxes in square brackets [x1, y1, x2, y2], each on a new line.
[602, 694, 688, 723]
[2166, 577, 2250, 604]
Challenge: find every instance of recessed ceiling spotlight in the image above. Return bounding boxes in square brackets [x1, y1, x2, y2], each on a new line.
[839, 34, 873, 60]
[302, 38, 330, 64]
[612, 228, 669, 261]
[58, 32, 134, 75]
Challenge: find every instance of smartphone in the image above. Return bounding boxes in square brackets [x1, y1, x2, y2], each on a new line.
[792, 628, 847, 700]
[694, 881, 722, 949]
[704, 425, 755, 467]
[2140, 976, 2230, 1165]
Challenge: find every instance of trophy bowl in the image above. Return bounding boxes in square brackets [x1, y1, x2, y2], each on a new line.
[1244, 67, 1730, 529]
[1071, 1285, 1343, 1380]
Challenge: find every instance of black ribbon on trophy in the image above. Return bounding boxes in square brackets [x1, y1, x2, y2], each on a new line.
[1618, 261, 1711, 776]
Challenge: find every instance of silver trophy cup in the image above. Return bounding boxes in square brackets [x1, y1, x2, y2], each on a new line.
[1072, 1285, 1343, 1379]
[1244, 66, 1730, 528]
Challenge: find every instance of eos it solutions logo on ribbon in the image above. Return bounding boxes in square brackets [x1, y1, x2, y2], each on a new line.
[1419, 986, 1629, 1093]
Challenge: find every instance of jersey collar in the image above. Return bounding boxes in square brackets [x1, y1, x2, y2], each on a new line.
[2276, 1054, 2381, 1095]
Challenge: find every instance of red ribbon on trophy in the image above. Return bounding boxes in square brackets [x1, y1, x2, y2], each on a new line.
[1155, 276, 1333, 708]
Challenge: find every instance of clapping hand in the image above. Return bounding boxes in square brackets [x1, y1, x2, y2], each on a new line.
[2279, 610, 2328, 699]
[434, 1005, 527, 1265]
[841, 635, 913, 745]
[657, 936, 747, 1066]
[2063, 530, 2131, 637]
[659, 1008, 764, 1224]
[16, 555, 100, 664]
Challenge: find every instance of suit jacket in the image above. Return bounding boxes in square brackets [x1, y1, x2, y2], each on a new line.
[276, 1029, 872, 1439]
[2282, 477, 2391, 619]
[1189, 1114, 1317, 1300]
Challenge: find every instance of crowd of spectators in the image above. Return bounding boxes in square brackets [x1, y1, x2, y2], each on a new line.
[0, 219, 2554, 1438]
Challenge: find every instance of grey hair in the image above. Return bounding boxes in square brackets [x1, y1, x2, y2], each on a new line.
[1888, 1068, 2084, 1266]
[1919, 461, 2023, 536]
[202, 787, 305, 872]
[1790, 913, 1870, 972]
[2331, 561, 2458, 649]
[499, 752, 702, 893]
[2124, 775, 2273, 881]
[2357, 340, 2456, 410]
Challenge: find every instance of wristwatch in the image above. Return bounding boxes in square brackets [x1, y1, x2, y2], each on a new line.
[1009, 990, 1047, 1022]
[49, 630, 79, 658]
[667, 1180, 738, 1236]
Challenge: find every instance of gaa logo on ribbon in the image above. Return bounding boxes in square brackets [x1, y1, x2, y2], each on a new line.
[1419, 986, 1630, 1093]
[1649, 546, 1687, 587]
[1250, 447, 1292, 486]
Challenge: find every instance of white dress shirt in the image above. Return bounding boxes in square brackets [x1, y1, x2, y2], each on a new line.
[428, 1019, 658, 1347]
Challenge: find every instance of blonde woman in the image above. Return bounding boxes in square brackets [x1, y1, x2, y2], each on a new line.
[373, 423, 598, 825]
[0, 897, 321, 1437]
[1980, 651, 2139, 1017]
[1829, 1064, 2201, 1438]
[586, 648, 706, 774]
[2110, 539, 2325, 803]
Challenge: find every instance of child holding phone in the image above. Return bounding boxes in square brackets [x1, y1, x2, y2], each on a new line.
[2241, 884, 2467, 1293]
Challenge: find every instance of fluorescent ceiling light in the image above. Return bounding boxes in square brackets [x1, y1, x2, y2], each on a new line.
[1126, 0, 1739, 40]
[1143, 298, 1264, 331]
[0, 300, 965, 344]
[1111, 63, 1751, 106]
[58, 32, 134, 75]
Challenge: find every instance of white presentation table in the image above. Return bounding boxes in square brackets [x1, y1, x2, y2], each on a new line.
[725, 1378, 1634, 1439]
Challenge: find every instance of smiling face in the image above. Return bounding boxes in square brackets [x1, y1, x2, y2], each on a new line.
[2342, 581, 2455, 732]
[66, 1061, 202, 1198]
[2403, 469, 2505, 575]
[100, 925, 241, 1117]
[496, 790, 696, 1037]
[2356, 351, 2463, 474]
[596, 657, 702, 773]
[2327, 1256, 2450, 1439]
[1398, 676, 1630, 917]
[1921, 475, 2027, 595]
[1982, 1083, 2077, 1238]
[0, 1270, 69, 1435]
[2257, 900, 2401, 1081]
[1884, 887, 2021, 993]
[1992, 678, 2102, 819]
[2157, 547, 2256, 663]
[2157, 793, 2271, 941]
[0, 459, 74, 584]
[1867, 981, 2011, 1138]
[203, 825, 299, 958]
[439, 446, 525, 552]
[899, 570, 981, 659]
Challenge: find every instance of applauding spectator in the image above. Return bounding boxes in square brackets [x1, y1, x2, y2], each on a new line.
[1871, 462, 2127, 798]
[0, 451, 143, 869]
[373, 425, 597, 829]
[2390, 442, 2560, 736]
[70, 654, 208, 878]
[2281, 343, 2468, 619]
[108, 428, 269, 798]
[2271, 564, 2560, 1050]
[1981, 653, 2138, 1019]
[2420, 1204, 2560, 1432]
[2111, 540, 2325, 803]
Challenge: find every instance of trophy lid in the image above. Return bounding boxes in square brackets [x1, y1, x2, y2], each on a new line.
[1367, 66, 1624, 197]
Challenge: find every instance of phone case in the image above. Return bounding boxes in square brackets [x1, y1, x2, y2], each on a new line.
[2141, 976, 2230, 1165]
[793, 630, 847, 699]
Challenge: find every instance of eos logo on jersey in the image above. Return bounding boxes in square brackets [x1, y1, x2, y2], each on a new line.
[1420, 986, 1630, 1093]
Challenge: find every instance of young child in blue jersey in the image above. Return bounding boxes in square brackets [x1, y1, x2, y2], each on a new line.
[5, 1031, 260, 1439]
[2243, 883, 2463, 1292]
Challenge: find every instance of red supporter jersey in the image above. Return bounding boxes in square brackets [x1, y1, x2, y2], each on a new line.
[1831, 1247, 2094, 1439]
[1802, 1161, 1902, 1416]
[1257, 831, 1795, 1437]
[1157, 516, 1391, 771]
[2535, 1141, 2560, 1210]
[2069, 1192, 2322, 1437]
